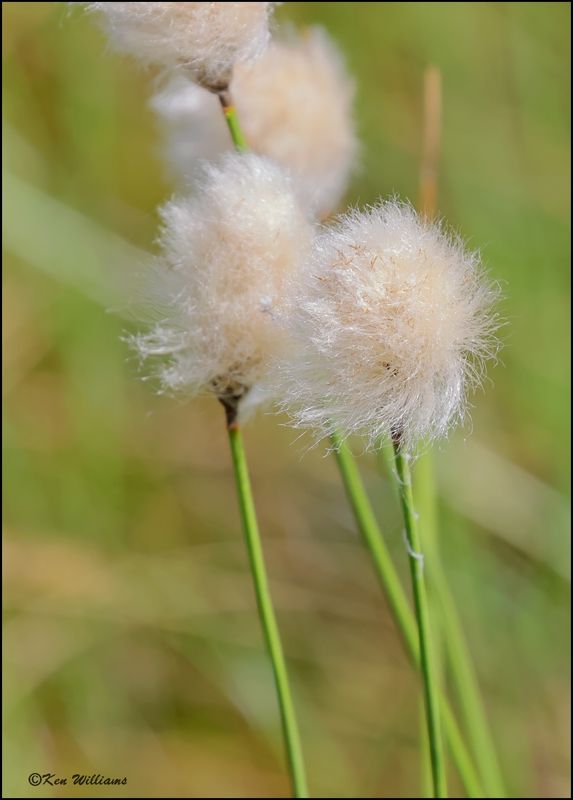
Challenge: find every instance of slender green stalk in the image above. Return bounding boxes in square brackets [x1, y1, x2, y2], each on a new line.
[414, 450, 504, 796]
[226, 415, 308, 798]
[441, 705, 481, 799]
[394, 440, 446, 797]
[425, 534, 506, 797]
[377, 436, 398, 501]
[413, 450, 447, 793]
[412, 450, 438, 552]
[218, 89, 248, 151]
[413, 450, 505, 797]
[379, 438, 503, 797]
[412, 62, 504, 796]
[215, 91, 307, 798]
[421, 704, 434, 798]
[331, 434, 481, 797]
[332, 434, 415, 650]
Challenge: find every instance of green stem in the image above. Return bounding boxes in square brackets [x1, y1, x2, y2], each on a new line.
[414, 454, 505, 798]
[216, 93, 307, 797]
[226, 418, 308, 798]
[377, 436, 398, 500]
[434, 556, 505, 797]
[331, 434, 481, 797]
[332, 435, 416, 652]
[415, 453, 444, 798]
[416, 61, 505, 795]
[420, 702, 433, 798]
[218, 89, 248, 151]
[394, 440, 447, 798]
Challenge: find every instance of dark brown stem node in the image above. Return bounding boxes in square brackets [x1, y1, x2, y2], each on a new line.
[391, 427, 403, 450]
[219, 393, 241, 430]
[217, 88, 232, 111]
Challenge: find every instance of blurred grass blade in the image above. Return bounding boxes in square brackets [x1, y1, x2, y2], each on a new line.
[3, 167, 145, 313]
[438, 438, 570, 582]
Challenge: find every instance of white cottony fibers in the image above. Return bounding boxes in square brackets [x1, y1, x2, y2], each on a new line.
[151, 73, 231, 167]
[278, 201, 501, 450]
[238, 28, 357, 217]
[130, 153, 313, 414]
[79, 2, 275, 90]
[151, 28, 358, 217]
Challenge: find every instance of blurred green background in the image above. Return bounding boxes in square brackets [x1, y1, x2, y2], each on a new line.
[3, 2, 570, 797]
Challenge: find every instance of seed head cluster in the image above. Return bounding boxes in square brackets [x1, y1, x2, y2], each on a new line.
[76, 4, 501, 444]
[276, 202, 500, 449]
[130, 154, 313, 416]
[79, 2, 276, 90]
[152, 27, 357, 217]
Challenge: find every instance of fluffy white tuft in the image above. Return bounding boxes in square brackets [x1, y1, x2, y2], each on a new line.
[80, 2, 276, 90]
[151, 27, 358, 217]
[276, 201, 501, 450]
[150, 73, 231, 168]
[130, 153, 313, 415]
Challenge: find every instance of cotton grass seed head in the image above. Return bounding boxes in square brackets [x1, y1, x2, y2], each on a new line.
[278, 200, 501, 450]
[130, 153, 313, 417]
[151, 27, 358, 217]
[80, 2, 276, 91]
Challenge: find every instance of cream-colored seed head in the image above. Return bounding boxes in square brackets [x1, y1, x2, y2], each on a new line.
[278, 201, 501, 449]
[130, 153, 313, 416]
[151, 28, 358, 217]
[80, 2, 275, 90]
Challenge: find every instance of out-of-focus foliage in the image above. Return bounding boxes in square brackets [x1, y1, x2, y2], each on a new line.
[3, 3, 570, 797]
